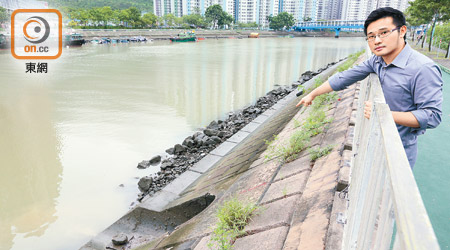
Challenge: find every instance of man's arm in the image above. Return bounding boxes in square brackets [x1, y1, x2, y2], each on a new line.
[364, 64, 442, 130]
[296, 56, 375, 108]
[296, 81, 333, 107]
[392, 111, 420, 128]
[410, 63, 443, 132]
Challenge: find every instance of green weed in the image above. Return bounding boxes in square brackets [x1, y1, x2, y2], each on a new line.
[208, 198, 259, 250]
[309, 145, 334, 162]
[337, 50, 365, 72]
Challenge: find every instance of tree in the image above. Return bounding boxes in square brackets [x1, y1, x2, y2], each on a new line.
[163, 13, 177, 26]
[127, 7, 143, 27]
[269, 12, 295, 30]
[205, 4, 223, 28]
[88, 8, 102, 26]
[219, 12, 233, 26]
[100, 6, 113, 28]
[406, 0, 450, 51]
[183, 14, 206, 27]
[142, 13, 157, 27]
[405, 10, 425, 41]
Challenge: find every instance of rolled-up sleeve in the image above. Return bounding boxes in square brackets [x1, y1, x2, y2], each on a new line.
[410, 63, 443, 133]
[329, 57, 375, 91]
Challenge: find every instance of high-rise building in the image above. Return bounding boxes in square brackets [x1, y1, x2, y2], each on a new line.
[152, 0, 412, 26]
[0, 0, 48, 12]
[258, 0, 279, 27]
[342, 0, 411, 21]
[236, 0, 259, 23]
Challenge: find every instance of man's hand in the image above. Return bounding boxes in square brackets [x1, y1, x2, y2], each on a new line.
[364, 101, 372, 119]
[295, 81, 334, 108]
[296, 93, 314, 107]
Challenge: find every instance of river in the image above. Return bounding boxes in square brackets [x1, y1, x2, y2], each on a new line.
[0, 37, 366, 250]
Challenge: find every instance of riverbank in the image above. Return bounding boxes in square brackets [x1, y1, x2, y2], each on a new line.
[81, 54, 362, 249]
[134, 60, 343, 203]
[71, 29, 364, 40]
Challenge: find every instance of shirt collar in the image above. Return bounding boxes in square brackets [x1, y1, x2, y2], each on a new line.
[374, 42, 412, 68]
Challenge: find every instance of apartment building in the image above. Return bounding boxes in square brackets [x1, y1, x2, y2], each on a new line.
[153, 0, 412, 25]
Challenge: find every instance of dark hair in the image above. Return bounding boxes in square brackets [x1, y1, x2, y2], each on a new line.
[364, 7, 406, 37]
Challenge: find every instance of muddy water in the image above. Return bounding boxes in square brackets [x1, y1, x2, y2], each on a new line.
[0, 37, 366, 250]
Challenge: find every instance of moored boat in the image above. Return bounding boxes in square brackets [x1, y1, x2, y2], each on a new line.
[0, 33, 11, 49]
[63, 33, 86, 47]
[248, 32, 259, 38]
[170, 32, 197, 42]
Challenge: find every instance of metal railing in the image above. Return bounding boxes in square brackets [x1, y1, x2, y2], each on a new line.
[342, 71, 440, 249]
[295, 20, 365, 28]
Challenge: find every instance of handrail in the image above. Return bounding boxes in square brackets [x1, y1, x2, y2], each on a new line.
[341, 72, 440, 249]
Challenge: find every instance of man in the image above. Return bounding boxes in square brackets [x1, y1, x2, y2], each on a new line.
[296, 7, 443, 168]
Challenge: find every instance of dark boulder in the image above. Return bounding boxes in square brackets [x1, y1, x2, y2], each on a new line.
[204, 129, 218, 136]
[165, 147, 175, 155]
[149, 155, 161, 165]
[211, 136, 222, 143]
[174, 144, 187, 154]
[112, 233, 128, 245]
[138, 176, 153, 192]
[137, 160, 150, 169]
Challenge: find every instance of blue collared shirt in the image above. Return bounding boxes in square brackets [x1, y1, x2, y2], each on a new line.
[329, 43, 443, 164]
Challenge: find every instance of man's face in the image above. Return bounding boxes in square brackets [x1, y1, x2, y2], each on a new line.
[366, 17, 406, 59]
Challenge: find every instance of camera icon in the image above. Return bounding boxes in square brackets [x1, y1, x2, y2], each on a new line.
[11, 9, 62, 59]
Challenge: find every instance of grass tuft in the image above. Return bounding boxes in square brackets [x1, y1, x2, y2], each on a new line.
[208, 198, 259, 250]
[309, 145, 334, 162]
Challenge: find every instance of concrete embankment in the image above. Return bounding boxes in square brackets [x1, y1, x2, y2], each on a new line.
[72, 29, 364, 40]
[81, 53, 364, 249]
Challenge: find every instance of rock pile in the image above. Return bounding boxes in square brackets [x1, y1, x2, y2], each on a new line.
[135, 61, 341, 202]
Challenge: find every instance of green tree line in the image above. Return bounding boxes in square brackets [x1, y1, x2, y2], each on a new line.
[64, 4, 269, 30]
[0, 6, 9, 24]
[47, 0, 153, 13]
[406, 0, 450, 57]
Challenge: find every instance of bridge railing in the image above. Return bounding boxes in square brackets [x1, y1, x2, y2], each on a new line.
[295, 20, 364, 28]
[342, 61, 440, 249]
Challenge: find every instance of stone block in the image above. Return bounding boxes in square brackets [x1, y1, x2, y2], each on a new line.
[190, 154, 222, 173]
[344, 125, 355, 151]
[252, 114, 270, 124]
[241, 122, 261, 133]
[352, 99, 358, 111]
[309, 133, 324, 147]
[261, 108, 278, 117]
[349, 110, 357, 125]
[164, 170, 202, 195]
[283, 151, 341, 250]
[260, 170, 309, 204]
[210, 141, 237, 157]
[226, 131, 251, 143]
[337, 149, 352, 192]
[275, 155, 311, 182]
[193, 235, 212, 250]
[245, 195, 298, 232]
[139, 190, 179, 212]
[340, 87, 356, 101]
[325, 192, 347, 250]
[233, 226, 289, 250]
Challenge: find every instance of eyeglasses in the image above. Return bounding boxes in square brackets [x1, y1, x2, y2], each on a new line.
[366, 26, 401, 42]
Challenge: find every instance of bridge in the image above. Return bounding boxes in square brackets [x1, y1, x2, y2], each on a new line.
[294, 20, 365, 37]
